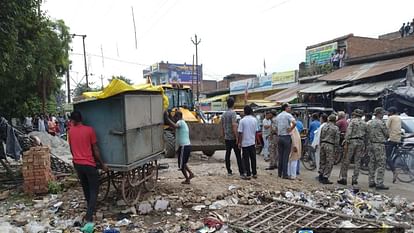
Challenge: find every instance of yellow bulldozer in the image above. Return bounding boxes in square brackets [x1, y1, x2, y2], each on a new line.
[161, 84, 225, 158]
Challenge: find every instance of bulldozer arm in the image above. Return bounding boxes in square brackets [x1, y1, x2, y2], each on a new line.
[188, 122, 225, 156]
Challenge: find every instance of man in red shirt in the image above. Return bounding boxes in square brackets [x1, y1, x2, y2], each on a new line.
[68, 111, 108, 226]
[336, 111, 348, 134]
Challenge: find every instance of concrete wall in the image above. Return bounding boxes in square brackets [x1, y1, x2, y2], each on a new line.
[201, 80, 217, 92]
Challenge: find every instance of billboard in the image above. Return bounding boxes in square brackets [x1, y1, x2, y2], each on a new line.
[306, 42, 338, 65]
[230, 76, 272, 95]
[168, 63, 202, 84]
[272, 70, 296, 85]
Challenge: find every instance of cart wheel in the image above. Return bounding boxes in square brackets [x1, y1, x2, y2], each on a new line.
[144, 161, 158, 192]
[97, 170, 110, 202]
[121, 168, 144, 205]
[111, 171, 123, 192]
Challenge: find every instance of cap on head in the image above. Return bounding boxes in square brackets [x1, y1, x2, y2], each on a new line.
[352, 109, 363, 117]
[374, 107, 385, 115]
[328, 114, 337, 122]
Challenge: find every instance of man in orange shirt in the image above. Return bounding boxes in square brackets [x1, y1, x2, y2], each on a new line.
[68, 111, 108, 226]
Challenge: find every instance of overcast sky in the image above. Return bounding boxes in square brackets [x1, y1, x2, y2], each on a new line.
[44, 0, 414, 89]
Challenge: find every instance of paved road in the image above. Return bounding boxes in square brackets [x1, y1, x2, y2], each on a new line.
[208, 150, 414, 201]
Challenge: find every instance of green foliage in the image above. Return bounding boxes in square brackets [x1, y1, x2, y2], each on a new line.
[73, 83, 100, 98]
[48, 180, 63, 194]
[108, 75, 133, 85]
[0, 1, 71, 119]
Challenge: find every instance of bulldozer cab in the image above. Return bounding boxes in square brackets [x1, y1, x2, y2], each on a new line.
[161, 84, 206, 123]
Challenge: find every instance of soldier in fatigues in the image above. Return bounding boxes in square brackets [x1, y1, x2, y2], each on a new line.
[319, 114, 340, 184]
[338, 109, 367, 186]
[266, 110, 278, 170]
[367, 107, 389, 190]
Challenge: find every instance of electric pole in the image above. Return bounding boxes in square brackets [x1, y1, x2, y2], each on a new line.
[191, 55, 195, 102]
[66, 70, 71, 103]
[71, 34, 89, 89]
[191, 34, 201, 102]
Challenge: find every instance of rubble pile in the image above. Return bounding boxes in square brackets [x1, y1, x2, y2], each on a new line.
[29, 131, 72, 165]
[22, 146, 54, 194]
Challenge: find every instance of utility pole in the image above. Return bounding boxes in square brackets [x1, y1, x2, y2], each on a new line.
[100, 75, 104, 90]
[66, 70, 71, 103]
[191, 34, 201, 102]
[191, 55, 195, 102]
[72, 34, 89, 89]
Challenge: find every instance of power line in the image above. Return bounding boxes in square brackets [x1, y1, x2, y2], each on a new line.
[70, 52, 150, 67]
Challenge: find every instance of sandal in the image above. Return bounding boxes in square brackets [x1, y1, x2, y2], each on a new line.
[181, 180, 191, 184]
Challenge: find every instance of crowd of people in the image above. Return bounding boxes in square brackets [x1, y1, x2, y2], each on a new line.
[399, 19, 414, 37]
[22, 113, 69, 137]
[219, 98, 406, 190]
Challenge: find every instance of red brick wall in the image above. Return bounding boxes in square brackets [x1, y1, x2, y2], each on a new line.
[22, 146, 54, 194]
[201, 80, 217, 92]
[347, 36, 414, 59]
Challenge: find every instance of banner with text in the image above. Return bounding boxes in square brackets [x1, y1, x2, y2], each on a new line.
[230, 76, 272, 95]
[271, 70, 296, 86]
[306, 42, 338, 65]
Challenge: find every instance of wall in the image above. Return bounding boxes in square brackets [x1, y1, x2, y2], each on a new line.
[201, 80, 217, 92]
[347, 36, 414, 59]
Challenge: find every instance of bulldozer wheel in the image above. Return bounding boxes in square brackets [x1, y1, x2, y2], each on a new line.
[202, 150, 215, 157]
[164, 131, 176, 158]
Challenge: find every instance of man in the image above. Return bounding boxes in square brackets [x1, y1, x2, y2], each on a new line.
[68, 111, 108, 229]
[400, 23, 406, 37]
[319, 114, 340, 184]
[312, 114, 328, 174]
[336, 111, 348, 134]
[266, 110, 278, 170]
[172, 111, 194, 184]
[338, 109, 367, 185]
[221, 98, 243, 177]
[293, 112, 304, 134]
[261, 112, 272, 161]
[275, 103, 296, 179]
[386, 107, 402, 179]
[238, 105, 258, 179]
[308, 113, 320, 144]
[367, 107, 389, 190]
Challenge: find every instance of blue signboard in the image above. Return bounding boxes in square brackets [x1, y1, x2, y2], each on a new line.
[168, 63, 202, 84]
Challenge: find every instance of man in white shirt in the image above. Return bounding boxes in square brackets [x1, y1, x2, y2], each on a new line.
[238, 105, 258, 180]
[261, 112, 272, 161]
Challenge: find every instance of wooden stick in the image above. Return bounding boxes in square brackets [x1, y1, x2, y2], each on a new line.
[303, 213, 328, 227]
[243, 204, 286, 226]
[278, 210, 313, 233]
[255, 207, 300, 232]
[316, 216, 340, 228]
[250, 206, 295, 230]
[230, 202, 275, 223]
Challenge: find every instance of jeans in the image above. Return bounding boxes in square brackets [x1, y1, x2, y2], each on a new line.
[278, 135, 292, 178]
[74, 164, 99, 222]
[225, 140, 243, 175]
[242, 145, 257, 177]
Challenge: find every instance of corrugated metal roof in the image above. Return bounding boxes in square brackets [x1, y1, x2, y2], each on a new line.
[299, 82, 349, 94]
[319, 55, 414, 82]
[200, 93, 229, 103]
[265, 83, 315, 102]
[336, 79, 404, 96]
[334, 96, 379, 102]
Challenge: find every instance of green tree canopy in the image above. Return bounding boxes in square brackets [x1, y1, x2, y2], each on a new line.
[0, 0, 71, 119]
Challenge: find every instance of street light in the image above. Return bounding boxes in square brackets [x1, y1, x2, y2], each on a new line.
[71, 34, 89, 89]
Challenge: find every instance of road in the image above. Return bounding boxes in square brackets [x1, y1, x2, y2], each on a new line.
[168, 150, 414, 201]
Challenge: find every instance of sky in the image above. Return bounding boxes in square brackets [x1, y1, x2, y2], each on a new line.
[43, 0, 414, 90]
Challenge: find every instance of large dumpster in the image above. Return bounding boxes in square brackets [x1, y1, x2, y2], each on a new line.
[73, 90, 164, 204]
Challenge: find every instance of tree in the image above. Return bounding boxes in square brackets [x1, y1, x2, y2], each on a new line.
[108, 75, 133, 85]
[0, 0, 71, 119]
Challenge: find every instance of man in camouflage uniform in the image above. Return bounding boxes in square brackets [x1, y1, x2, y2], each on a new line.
[319, 114, 340, 184]
[266, 110, 278, 170]
[367, 107, 389, 190]
[338, 109, 367, 186]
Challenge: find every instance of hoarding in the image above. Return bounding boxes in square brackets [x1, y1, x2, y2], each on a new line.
[168, 63, 202, 84]
[230, 76, 272, 95]
[305, 42, 338, 65]
[271, 70, 296, 85]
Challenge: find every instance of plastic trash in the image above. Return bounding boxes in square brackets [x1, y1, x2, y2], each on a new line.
[115, 218, 131, 227]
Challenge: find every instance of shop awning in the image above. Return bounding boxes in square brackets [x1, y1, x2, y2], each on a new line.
[334, 96, 379, 102]
[335, 78, 404, 96]
[333, 79, 405, 103]
[265, 82, 315, 102]
[199, 94, 229, 103]
[299, 82, 349, 94]
[319, 55, 414, 82]
[247, 99, 275, 107]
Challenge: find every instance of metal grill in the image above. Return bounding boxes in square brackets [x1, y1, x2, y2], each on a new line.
[230, 199, 381, 233]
